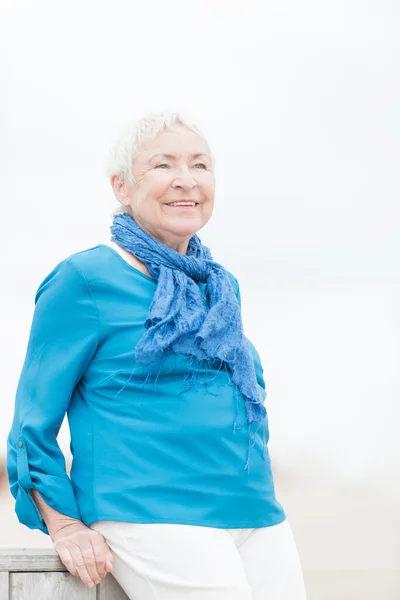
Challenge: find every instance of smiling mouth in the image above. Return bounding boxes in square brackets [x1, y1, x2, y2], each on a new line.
[165, 202, 199, 208]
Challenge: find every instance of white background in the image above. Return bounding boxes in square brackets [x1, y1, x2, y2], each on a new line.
[1, 1, 399, 598]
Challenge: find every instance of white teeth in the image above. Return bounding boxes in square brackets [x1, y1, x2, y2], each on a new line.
[168, 202, 196, 207]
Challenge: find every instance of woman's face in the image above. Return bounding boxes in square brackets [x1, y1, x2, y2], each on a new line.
[112, 124, 215, 254]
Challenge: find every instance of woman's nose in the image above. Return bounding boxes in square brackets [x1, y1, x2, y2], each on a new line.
[171, 166, 198, 190]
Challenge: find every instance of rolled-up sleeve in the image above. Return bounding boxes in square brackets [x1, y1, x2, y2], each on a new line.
[6, 258, 99, 535]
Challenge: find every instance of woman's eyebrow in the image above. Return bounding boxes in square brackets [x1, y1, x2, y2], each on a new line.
[148, 152, 210, 163]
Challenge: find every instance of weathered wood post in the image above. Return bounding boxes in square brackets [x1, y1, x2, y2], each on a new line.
[0, 549, 129, 600]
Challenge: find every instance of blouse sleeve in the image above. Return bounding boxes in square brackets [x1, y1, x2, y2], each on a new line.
[6, 258, 99, 535]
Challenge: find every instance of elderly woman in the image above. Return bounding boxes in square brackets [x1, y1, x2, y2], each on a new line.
[7, 112, 306, 600]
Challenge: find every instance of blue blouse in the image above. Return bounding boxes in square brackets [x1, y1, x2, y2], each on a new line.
[6, 243, 286, 535]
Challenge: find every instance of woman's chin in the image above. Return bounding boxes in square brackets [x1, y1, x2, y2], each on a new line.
[164, 217, 205, 238]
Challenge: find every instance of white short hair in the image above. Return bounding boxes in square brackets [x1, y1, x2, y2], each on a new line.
[107, 111, 215, 215]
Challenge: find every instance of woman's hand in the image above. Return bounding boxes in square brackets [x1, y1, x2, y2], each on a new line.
[51, 522, 114, 589]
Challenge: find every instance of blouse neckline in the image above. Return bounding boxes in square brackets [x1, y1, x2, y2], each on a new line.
[100, 242, 156, 284]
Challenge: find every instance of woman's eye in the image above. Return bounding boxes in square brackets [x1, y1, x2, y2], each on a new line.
[155, 162, 207, 170]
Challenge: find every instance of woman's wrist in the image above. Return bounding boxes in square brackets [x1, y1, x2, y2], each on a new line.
[48, 518, 84, 540]
[30, 488, 82, 538]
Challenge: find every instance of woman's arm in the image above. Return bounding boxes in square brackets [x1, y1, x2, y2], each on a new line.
[30, 488, 81, 537]
[6, 257, 115, 588]
[6, 258, 99, 534]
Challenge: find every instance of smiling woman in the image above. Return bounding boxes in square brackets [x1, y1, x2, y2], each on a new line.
[109, 119, 216, 255]
[6, 111, 306, 600]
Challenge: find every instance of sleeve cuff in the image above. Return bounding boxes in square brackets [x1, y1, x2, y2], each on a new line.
[12, 436, 81, 536]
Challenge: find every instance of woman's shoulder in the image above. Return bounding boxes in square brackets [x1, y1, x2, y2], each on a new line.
[64, 243, 114, 272]
[35, 244, 119, 300]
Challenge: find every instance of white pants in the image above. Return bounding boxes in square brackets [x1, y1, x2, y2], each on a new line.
[90, 518, 307, 599]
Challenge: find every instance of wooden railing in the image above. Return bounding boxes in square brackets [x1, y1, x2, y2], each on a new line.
[0, 549, 129, 599]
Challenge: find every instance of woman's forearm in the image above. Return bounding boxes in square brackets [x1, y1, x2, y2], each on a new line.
[31, 488, 82, 538]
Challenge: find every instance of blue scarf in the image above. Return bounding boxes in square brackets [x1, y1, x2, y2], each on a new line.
[110, 213, 267, 435]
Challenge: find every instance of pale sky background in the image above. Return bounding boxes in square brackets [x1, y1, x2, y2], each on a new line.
[1, 0, 399, 595]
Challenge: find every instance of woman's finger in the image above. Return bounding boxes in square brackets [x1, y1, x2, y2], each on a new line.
[90, 532, 114, 578]
[70, 545, 97, 589]
[54, 545, 78, 577]
[79, 541, 103, 586]
[105, 559, 114, 572]
[90, 538, 109, 579]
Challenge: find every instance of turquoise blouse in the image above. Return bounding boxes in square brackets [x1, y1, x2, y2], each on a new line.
[6, 243, 286, 535]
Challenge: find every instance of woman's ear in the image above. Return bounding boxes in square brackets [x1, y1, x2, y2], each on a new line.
[111, 174, 131, 210]
[111, 174, 126, 197]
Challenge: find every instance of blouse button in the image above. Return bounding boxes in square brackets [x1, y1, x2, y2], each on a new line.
[18, 441, 23, 448]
